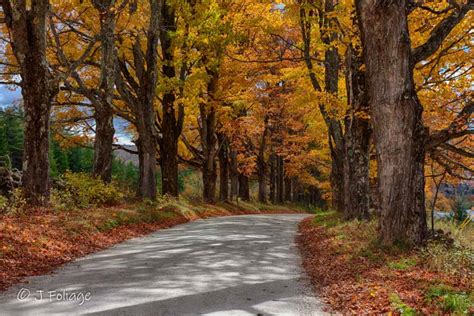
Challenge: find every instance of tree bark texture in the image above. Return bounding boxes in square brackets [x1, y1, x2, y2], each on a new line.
[269, 152, 276, 203]
[229, 148, 239, 201]
[277, 155, 284, 203]
[356, 0, 427, 245]
[92, 0, 116, 183]
[199, 68, 219, 203]
[238, 173, 250, 201]
[115, 0, 161, 199]
[2, 0, 57, 205]
[159, 0, 183, 197]
[257, 123, 268, 202]
[343, 47, 371, 220]
[218, 133, 229, 202]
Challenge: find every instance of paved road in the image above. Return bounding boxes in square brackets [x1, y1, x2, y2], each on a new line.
[0, 214, 326, 315]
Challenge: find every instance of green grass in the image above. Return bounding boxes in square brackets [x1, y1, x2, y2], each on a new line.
[425, 284, 473, 314]
[387, 257, 418, 270]
[311, 210, 343, 228]
[357, 247, 385, 264]
[389, 293, 417, 316]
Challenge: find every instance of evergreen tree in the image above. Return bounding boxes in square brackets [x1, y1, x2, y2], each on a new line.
[0, 107, 24, 170]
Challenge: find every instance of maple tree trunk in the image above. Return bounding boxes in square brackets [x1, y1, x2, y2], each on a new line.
[159, 108, 179, 197]
[257, 142, 267, 203]
[202, 164, 217, 203]
[201, 106, 218, 204]
[159, 1, 180, 198]
[277, 156, 284, 203]
[92, 1, 116, 183]
[22, 71, 52, 205]
[114, 0, 160, 200]
[285, 177, 292, 202]
[257, 159, 266, 203]
[344, 119, 370, 220]
[93, 107, 114, 183]
[3, 0, 57, 205]
[269, 153, 276, 203]
[199, 69, 219, 204]
[136, 129, 157, 200]
[343, 49, 371, 220]
[218, 134, 229, 202]
[330, 150, 345, 212]
[229, 149, 238, 201]
[323, 0, 345, 213]
[238, 173, 250, 201]
[357, 1, 428, 245]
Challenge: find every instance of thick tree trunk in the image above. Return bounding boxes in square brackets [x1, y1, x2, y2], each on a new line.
[201, 110, 218, 204]
[230, 149, 238, 201]
[201, 142, 218, 203]
[199, 69, 219, 204]
[93, 108, 114, 183]
[218, 134, 229, 201]
[344, 118, 370, 220]
[159, 109, 179, 197]
[202, 164, 217, 203]
[136, 131, 157, 200]
[22, 75, 52, 205]
[92, 1, 116, 183]
[2, 0, 56, 205]
[238, 173, 250, 201]
[159, 1, 181, 197]
[330, 145, 345, 212]
[200, 118, 218, 203]
[114, 0, 160, 200]
[356, 1, 428, 245]
[343, 47, 371, 220]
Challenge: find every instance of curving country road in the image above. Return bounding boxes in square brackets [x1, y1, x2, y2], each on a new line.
[0, 214, 326, 315]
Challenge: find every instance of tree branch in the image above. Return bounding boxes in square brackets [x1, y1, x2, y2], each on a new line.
[412, 1, 473, 63]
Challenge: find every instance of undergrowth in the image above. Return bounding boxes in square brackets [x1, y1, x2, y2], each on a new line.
[299, 210, 474, 314]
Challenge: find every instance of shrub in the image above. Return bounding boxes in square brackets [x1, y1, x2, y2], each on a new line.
[53, 172, 124, 209]
[0, 195, 8, 211]
[0, 188, 27, 214]
[422, 242, 473, 277]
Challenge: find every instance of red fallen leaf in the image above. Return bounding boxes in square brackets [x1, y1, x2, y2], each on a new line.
[297, 217, 471, 315]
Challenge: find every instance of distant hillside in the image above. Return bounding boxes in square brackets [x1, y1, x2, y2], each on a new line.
[114, 145, 138, 166]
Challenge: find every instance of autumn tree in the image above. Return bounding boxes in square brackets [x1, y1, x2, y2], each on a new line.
[295, 0, 370, 219]
[1, 0, 58, 205]
[90, 0, 117, 183]
[356, 0, 473, 245]
[114, 0, 160, 199]
[48, 1, 124, 183]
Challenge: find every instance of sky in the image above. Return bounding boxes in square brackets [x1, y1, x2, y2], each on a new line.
[0, 85, 21, 108]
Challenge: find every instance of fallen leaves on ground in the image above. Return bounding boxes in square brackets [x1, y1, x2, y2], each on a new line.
[297, 215, 473, 315]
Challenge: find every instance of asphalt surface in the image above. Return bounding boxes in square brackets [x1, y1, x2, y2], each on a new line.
[0, 214, 326, 315]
